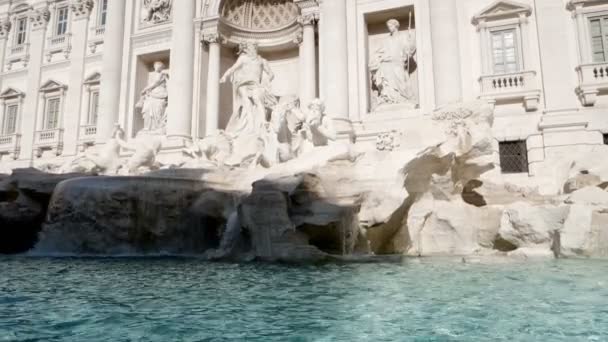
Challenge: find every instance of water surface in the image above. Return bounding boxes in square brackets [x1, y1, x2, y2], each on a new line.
[1, 257, 607, 341]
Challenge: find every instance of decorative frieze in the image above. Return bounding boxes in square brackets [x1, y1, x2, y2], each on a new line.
[70, 0, 95, 20]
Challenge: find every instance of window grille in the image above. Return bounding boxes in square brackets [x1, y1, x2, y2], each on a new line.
[499, 140, 529, 174]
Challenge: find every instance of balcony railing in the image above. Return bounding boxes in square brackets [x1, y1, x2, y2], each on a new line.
[479, 70, 541, 111]
[94, 26, 105, 36]
[6, 43, 30, 70]
[576, 62, 608, 106]
[45, 34, 71, 62]
[0, 133, 21, 159]
[34, 128, 63, 157]
[10, 44, 26, 55]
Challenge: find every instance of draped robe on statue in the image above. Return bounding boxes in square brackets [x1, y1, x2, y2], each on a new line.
[370, 32, 417, 108]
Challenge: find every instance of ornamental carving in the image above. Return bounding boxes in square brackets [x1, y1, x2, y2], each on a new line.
[70, 0, 94, 19]
[141, 0, 172, 25]
[221, 0, 299, 30]
[28, 8, 51, 30]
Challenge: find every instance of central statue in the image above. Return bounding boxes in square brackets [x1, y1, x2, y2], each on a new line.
[220, 42, 277, 137]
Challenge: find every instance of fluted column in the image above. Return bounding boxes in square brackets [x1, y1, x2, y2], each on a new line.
[319, 0, 348, 119]
[203, 32, 220, 136]
[21, 6, 50, 163]
[96, 0, 126, 143]
[63, 0, 93, 155]
[298, 14, 318, 107]
[429, 0, 462, 107]
[167, 0, 196, 139]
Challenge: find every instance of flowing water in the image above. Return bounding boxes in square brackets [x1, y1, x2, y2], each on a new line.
[1, 257, 607, 341]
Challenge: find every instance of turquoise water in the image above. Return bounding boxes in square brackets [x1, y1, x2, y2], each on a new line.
[1, 257, 608, 341]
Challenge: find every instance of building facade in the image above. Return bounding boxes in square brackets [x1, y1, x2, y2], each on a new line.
[0, 0, 606, 185]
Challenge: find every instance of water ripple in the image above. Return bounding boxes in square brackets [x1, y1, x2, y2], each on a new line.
[1, 257, 607, 341]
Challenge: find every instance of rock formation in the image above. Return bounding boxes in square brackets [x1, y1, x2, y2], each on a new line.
[0, 100, 605, 262]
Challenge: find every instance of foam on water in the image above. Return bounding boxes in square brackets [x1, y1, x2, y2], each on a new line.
[1, 257, 607, 341]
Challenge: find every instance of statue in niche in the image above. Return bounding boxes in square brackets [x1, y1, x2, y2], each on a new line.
[142, 0, 172, 24]
[136, 61, 169, 134]
[220, 42, 277, 138]
[369, 18, 417, 110]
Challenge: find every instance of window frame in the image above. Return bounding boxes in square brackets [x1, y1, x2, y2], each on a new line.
[490, 27, 521, 74]
[87, 89, 100, 125]
[43, 96, 62, 130]
[2, 103, 19, 135]
[97, 0, 108, 27]
[14, 16, 28, 46]
[486, 23, 524, 75]
[54, 5, 70, 37]
[499, 140, 529, 174]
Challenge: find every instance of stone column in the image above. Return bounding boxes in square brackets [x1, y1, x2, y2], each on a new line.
[63, 0, 94, 155]
[298, 14, 318, 107]
[203, 32, 220, 136]
[319, 0, 348, 119]
[429, 0, 462, 107]
[21, 6, 50, 163]
[96, 0, 126, 143]
[167, 0, 196, 140]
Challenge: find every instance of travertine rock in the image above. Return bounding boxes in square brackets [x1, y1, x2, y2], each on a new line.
[33, 177, 240, 255]
[498, 202, 568, 250]
[0, 168, 88, 254]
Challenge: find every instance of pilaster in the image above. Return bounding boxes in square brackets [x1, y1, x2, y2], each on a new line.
[63, 0, 93, 155]
[20, 4, 49, 163]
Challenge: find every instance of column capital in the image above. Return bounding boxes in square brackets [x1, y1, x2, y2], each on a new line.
[70, 0, 95, 20]
[298, 13, 318, 26]
[28, 7, 50, 31]
[0, 20, 11, 40]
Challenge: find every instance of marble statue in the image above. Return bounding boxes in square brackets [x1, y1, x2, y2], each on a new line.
[60, 125, 124, 174]
[136, 61, 169, 133]
[369, 18, 417, 110]
[116, 132, 163, 175]
[220, 42, 277, 138]
[270, 95, 306, 162]
[296, 99, 337, 156]
[142, 0, 172, 24]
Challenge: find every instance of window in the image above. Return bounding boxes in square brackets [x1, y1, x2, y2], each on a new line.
[491, 29, 519, 74]
[603, 133, 608, 145]
[589, 16, 608, 63]
[15, 18, 27, 45]
[2, 104, 18, 135]
[44, 97, 61, 130]
[99, 0, 108, 26]
[88, 91, 99, 124]
[499, 141, 529, 174]
[55, 6, 69, 36]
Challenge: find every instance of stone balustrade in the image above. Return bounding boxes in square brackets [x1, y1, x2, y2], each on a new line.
[34, 128, 63, 157]
[77, 124, 97, 151]
[0, 133, 21, 159]
[479, 70, 541, 111]
[575, 62, 608, 106]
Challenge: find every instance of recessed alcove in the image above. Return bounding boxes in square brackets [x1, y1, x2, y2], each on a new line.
[363, 5, 419, 115]
[132, 50, 170, 137]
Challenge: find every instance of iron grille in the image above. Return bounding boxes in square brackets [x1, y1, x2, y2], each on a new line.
[499, 141, 529, 174]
